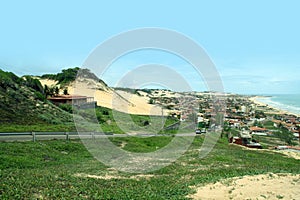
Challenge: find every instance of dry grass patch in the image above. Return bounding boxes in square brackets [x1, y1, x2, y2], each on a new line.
[74, 173, 156, 180]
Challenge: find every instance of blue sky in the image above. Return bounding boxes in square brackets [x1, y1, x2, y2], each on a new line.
[0, 0, 299, 94]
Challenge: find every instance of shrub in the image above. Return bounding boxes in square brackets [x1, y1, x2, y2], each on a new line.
[58, 104, 73, 113]
[102, 110, 109, 115]
[23, 76, 44, 94]
[34, 92, 46, 101]
[149, 99, 154, 104]
[273, 127, 297, 145]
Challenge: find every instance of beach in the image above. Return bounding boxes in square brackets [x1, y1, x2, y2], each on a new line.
[249, 96, 300, 117]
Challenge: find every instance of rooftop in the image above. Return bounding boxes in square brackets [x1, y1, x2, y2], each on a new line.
[48, 95, 89, 100]
[250, 126, 267, 131]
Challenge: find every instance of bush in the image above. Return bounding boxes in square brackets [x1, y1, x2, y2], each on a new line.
[58, 104, 73, 114]
[23, 76, 44, 94]
[0, 69, 23, 89]
[102, 110, 109, 115]
[254, 120, 264, 128]
[255, 110, 266, 119]
[41, 67, 80, 85]
[96, 113, 106, 123]
[34, 92, 46, 101]
[273, 127, 297, 145]
[149, 99, 154, 104]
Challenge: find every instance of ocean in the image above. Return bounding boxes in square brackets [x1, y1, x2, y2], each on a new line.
[256, 94, 300, 115]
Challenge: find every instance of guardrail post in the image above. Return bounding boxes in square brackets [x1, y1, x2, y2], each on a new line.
[32, 132, 36, 142]
[66, 132, 69, 141]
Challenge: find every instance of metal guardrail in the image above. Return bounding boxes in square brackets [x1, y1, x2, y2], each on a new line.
[163, 122, 181, 130]
[0, 132, 197, 142]
[0, 132, 114, 142]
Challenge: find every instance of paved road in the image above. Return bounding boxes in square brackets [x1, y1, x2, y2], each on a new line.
[0, 132, 197, 142]
[0, 132, 105, 142]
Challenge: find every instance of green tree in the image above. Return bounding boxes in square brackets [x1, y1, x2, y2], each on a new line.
[55, 87, 59, 95]
[44, 85, 49, 97]
[63, 88, 69, 95]
[41, 67, 80, 85]
[23, 76, 44, 94]
[255, 110, 266, 119]
[223, 121, 231, 132]
[49, 87, 55, 97]
[274, 127, 296, 145]
[253, 120, 264, 128]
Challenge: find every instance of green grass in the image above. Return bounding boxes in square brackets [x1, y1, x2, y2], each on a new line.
[229, 128, 240, 136]
[1, 136, 299, 199]
[75, 107, 181, 134]
[0, 123, 76, 132]
[263, 120, 276, 129]
[109, 136, 173, 153]
[0, 106, 180, 134]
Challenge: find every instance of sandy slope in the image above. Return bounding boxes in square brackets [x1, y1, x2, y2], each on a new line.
[37, 75, 193, 116]
[37, 78, 58, 88]
[189, 173, 300, 200]
[37, 77, 165, 115]
[68, 80, 164, 116]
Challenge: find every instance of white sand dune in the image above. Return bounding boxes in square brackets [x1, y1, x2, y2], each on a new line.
[37, 77, 167, 115]
[37, 78, 58, 88]
[68, 80, 165, 116]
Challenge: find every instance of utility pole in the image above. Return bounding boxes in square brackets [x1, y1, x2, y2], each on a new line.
[298, 129, 300, 144]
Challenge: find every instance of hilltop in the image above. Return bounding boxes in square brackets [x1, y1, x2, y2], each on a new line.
[38, 68, 169, 116]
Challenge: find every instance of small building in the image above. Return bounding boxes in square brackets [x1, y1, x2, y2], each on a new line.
[48, 95, 96, 109]
[230, 129, 262, 149]
[250, 126, 268, 136]
[228, 119, 241, 127]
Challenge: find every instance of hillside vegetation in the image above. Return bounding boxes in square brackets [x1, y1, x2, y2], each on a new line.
[41, 67, 108, 87]
[41, 67, 80, 86]
[0, 69, 74, 128]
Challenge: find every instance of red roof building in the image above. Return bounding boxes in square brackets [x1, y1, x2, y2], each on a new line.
[250, 126, 267, 132]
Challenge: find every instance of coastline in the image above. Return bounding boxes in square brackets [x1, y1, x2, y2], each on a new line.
[249, 96, 300, 117]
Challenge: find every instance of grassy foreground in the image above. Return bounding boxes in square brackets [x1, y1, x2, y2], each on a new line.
[0, 136, 299, 199]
